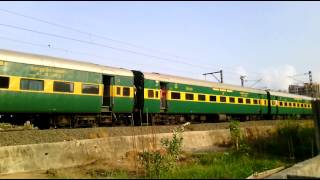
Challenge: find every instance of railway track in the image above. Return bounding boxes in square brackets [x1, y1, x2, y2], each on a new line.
[0, 120, 313, 147]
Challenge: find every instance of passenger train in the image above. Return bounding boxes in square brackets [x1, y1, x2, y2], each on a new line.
[0, 49, 313, 128]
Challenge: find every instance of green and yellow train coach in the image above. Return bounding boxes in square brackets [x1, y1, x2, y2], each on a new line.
[269, 91, 312, 118]
[0, 49, 135, 128]
[139, 72, 313, 124]
[140, 72, 270, 123]
[0, 49, 314, 128]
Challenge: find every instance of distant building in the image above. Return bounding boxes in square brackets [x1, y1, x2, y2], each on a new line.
[288, 83, 320, 98]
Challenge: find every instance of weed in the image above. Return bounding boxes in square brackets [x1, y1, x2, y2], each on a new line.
[229, 120, 241, 151]
[86, 168, 128, 178]
[138, 122, 188, 179]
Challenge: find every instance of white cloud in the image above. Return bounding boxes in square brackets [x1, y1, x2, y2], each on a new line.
[313, 71, 320, 83]
[234, 66, 248, 77]
[260, 64, 298, 90]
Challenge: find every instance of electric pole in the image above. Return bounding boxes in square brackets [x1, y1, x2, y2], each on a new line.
[240, 75, 246, 87]
[203, 70, 223, 83]
[309, 70, 313, 98]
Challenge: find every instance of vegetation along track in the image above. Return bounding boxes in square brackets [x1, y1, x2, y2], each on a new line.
[0, 120, 313, 147]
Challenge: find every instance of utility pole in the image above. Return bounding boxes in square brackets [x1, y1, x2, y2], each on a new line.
[309, 71, 314, 98]
[203, 70, 223, 83]
[240, 76, 262, 88]
[240, 75, 246, 87]
[220, 70, 223, 83]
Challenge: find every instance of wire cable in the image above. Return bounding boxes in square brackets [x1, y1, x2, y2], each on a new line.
[0, 8, 216, 64]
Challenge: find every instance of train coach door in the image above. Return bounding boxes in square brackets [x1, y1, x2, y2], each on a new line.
[275, 96, 279, 116]
[160, 82, 167, 111]
[102, 75, 113, 109]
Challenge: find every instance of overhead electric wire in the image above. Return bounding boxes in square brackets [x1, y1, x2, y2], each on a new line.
[0, 23, 226, 72]
[0, 8, 215, 64]
[0, 35, 204, 76]
[0, 9, 288, 85]
[0, 8, 266, 77]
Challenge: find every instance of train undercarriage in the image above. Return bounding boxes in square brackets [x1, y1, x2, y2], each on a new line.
[0, 112, 312, 130]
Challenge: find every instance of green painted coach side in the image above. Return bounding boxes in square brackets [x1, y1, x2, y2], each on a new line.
[166, 82, 267, 98]
[164, 81, 268, 115]
[0, 61, 136, 114]
[166, 100, 264, 114]
[144, 79, 160, 89]
[112, 97, 134, 113]
[144, 99, 160, 113]
[143, 79, 161, 113]
[113, 75, 134, 87]
[0, 90, 101, 113]
[0, 61, 101, 83]
[112, 75, 135, 113]
[270, 95, 312, 115]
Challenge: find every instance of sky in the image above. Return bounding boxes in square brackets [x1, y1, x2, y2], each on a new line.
[0, 1, 319, 91]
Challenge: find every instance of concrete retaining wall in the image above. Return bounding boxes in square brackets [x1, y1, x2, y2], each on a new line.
[267, 155, 320, 179]
[0, 126, 274, 175]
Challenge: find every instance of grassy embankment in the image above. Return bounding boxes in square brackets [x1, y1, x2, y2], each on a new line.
[47, 119, 316, 179]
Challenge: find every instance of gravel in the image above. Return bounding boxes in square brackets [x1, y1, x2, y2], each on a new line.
[0, 120, 312, 147]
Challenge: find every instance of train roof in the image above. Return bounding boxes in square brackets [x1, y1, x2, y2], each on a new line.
[269, 91, 313, 100]
[0, 49, 133, 77]
[143, 72, 267, 94]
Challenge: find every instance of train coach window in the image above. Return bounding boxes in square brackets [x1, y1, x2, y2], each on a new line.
[20, 79, 44, 91]
[272, 101, 276, 106]
[284, 102, 287, 107]
[288, 102, 292, 107]
[238, 98, 243, 104]
[148, 90, 154, 98]
[246, 99, 251, 104]
[116, 87, 121, 95]
[123, 87, 130, 96]
[280, 102, 283, 106]
[253, 99, 258, 104]
[82, 84, 99, 94]
[260, 100, 264, 105]
[155, 91, 159, 98]
[229, 97, 235, 103]
[0, 76, 9, 89]
[171, 92, 180, 100]
[220, 96, 226, 102]
[53, 81, 74, 93]
[198, 94, 206, 101]
[210, 96, 217, 102]
[186, 93, 194, 100]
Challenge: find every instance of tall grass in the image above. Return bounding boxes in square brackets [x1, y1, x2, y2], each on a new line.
[246, 120, 316, 161]
[160, 152, 288, 179]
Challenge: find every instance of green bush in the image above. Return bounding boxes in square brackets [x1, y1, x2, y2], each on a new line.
[138, 125, 185, 179]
